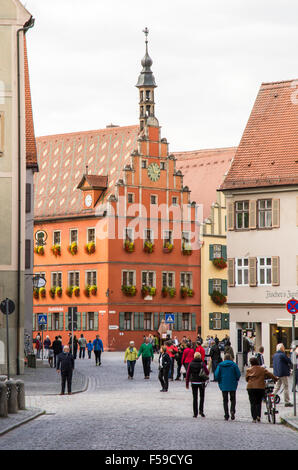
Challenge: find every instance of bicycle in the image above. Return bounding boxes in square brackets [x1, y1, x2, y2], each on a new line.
[264, 379, 280, 423]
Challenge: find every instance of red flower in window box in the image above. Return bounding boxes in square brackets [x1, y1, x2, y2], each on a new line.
[212, 258, 227, 269]
[144, 241, 154, 253]
[33, 288, 39, 300]
[124, 240, 135, 253]
[162, 287, 168, 297]
[39, 287, 46, 298]
[68, 242, 78, 255]
[85, 242, 96, 254]
[34, 245, 44, 255]
[66, 287, 73, 297]
[49, 287, 56, 299]
[163, 242, 173, 253]
[180, 287, 188, 298]
[73, 287, 80, 297]
[56, 287, 62, 297]
[51, 244, 61, 257]
[211, 290, 226, 305]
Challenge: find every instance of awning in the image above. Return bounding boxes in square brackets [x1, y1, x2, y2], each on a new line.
[276, 319, 298, 328]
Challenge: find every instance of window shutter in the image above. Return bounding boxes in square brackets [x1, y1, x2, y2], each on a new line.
[249, 257, 257, 287]
[209, 313, 214, 330]
[272, 199, 280, 228]
[32, 314, 36, 331]
[65, 313, 68, 331]
[174, 313, 178, 330]
[134, 312, 139, 331]
[139, 312, 144, 331]
[160, 312, 165, 322]
[59, 312, 64, 331]
[47, 313, 52, 331]
[94, 312, 99, 331]
[208, 279, 213, 295]
[119, 312, 125, 331]
[272, 256, 280, 286]
[25, 239, 31, 269]
[154, 312, 159, 330]
[26, 183, 31, 213]
[227, 203, 234, 231]
[82, 312, 87, 331]
[221, 245, 227, 261]
[221, 313, 230, 330]
[227, 258, 235, 287]
[177, 313, 182, 331]
[221, 280, 228, 296]
[209, 244, 214, 261]
[191, 313, 196, 331]
[249, 200, 256, 229]
[77, 312, 81, 331]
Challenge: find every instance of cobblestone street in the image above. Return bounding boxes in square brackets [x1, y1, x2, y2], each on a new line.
[0, 352, 297, 450]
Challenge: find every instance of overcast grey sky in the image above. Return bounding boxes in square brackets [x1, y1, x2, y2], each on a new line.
[24, 0, 298, 151]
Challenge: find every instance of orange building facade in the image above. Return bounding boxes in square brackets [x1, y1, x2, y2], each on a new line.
[33, 32, 201, 350]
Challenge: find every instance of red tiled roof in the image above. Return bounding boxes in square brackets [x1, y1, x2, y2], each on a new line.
[174, 147, 236, 219]
[24, 35, 38, 169]
[77, 174, 108, 190]
[34, 125, 139, 218]
[221, 80, 298, 190]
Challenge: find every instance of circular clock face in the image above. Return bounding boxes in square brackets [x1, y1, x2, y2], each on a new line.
[85, 194, 93, 207]
[147, 163, 161, 182]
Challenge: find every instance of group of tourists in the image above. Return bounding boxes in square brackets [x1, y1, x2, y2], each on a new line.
[125, 334, 296, 422]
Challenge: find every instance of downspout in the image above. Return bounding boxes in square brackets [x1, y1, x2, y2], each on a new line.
[16, 16, 35, 375]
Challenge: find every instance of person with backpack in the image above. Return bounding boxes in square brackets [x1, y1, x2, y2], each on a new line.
[214, 353, 241, 421]
[255, 346, 265, 366]
[186, 352, 209, 418]
[93, 335, 104, 366]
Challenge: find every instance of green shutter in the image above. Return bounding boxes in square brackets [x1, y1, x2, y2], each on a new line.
[177, 313, 182, 331]
[77, 312, 81, 331]
[94, 312, 99, 331]
[154, 313, 159, 330]
[222, 245, 227, 261]
[221, 313, 230, 330]
[174, 313, 178, 331]
[209, 313, 214, 330]
[65, 313, 68, 331]
[82, 312, 87, 331]
[134, 312, 139, 331]
[119, 312, 125, 331]
[208, 279, 213, 295]
[139, 312, 144, 330]
[209, 244, 214, 260]
[160, 312, 165, 322]
[191, 313, 196, 331]
[222, 280, 228, 296]
[59, 312, 64, 331]
[48, 313, 52, 331]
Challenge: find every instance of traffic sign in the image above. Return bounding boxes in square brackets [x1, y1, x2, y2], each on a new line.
[38, 314, 47, 325]
[287, 298, 298, 315]
[165, 313, 175, 324]
[0, 298, 15, 315]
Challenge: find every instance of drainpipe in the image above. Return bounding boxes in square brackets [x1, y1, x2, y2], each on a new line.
[16, 16, 35, 375]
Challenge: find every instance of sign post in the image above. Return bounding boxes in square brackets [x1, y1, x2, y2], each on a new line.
[0, 298, 15, 380]
[38, 314, 47, 361]
[286, 298, 298, 417]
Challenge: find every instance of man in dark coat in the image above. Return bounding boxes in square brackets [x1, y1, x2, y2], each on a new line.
[52, 336, 63, 367]
[273, 343, 293, 407]
[56, 345, 75, 395]
[210, 341, 222, 381]
[158, 346, 171, 392]
[243, 335, 251, 367]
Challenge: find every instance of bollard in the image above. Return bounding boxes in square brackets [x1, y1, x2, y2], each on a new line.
[0, 382, 8, 417]
[6, 379, 18, 414]
[15, 380, 26, 410]
[0, 375, 7, 382]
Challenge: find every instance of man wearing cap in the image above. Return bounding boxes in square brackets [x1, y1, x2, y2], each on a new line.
[124, 341, 138, 379]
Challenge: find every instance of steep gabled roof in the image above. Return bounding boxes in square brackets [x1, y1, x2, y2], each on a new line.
[34, 125, 139, 219]
[221, 80, 298, 190]
[24, 34, 38, 169]
[175, 147, 236, 218]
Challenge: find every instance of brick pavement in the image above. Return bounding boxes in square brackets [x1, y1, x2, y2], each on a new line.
[0, 352, 297, 450]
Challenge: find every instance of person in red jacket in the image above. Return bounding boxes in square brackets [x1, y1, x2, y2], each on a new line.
[181, 342, 196, 376]
[166, 341, 178, 380]
[195, 342, 206, 363]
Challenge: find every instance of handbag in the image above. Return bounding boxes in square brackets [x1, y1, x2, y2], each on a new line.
[198, 364, 208, 382]
[181, 364, 186, 374]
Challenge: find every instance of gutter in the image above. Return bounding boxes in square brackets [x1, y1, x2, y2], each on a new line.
[16, 16, 35, 375]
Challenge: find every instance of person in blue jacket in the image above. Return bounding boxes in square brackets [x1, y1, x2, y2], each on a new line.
[214, 353, 241, 421]
[92, 335, 104, 366]
[273, 343, 293, 407]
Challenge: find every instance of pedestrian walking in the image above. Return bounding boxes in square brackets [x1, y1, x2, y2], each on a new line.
[56, 345, 75, 395]
[124, 341, 138, 379]
[195, 341, 206, 362]
[243, 335, 251, 367]
[35, 335, 41, 358]
[175, 341, 186, 381]
[158, 346, 171, 392]
[93, 335, 104, 366]
[52, 336, 63, 367]
[78, 334, 87, 359]
[255, 346, 265, 366]
[166, 340, 178, 381]
[186, 352, 209, 418]
[214, 353, 241, 421]
[48, 347, 54, 368]
[137, 337, 154, 379]
[181, 342, 195, 376]
[273, 343, 293, 407]
[210, 340, 222, 381]
[43, 335, 51, 359]
[246, 357, 277, 422]
[224, 341, 235, 361]
[87, 340, 93, 359]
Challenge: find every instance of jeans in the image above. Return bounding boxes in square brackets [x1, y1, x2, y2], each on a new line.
[61, 371, 73, 394]
[191, 384, 205, 416]
[79, 347, 86, 359]
[142, 357, 151, 377]
[127, 360, 136, 378]
[222, 391, 236, 418]
[94, 350, 102, 365]
[159, 367, 170, 390]
[168, 358, 175, 379]
[88, 350, 92, 359]
[247, 389, 264, 420]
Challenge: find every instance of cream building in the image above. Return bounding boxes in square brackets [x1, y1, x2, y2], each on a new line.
[0, 0, 36, 374]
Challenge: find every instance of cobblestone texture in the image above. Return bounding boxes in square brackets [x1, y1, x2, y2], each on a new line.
[0, 352, 297, 450]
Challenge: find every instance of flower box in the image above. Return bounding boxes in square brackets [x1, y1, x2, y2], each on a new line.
[163, 242, 173, 253]
[162, 286, 176, 298]
[49, 287, 56, 299]
[124, 240, 135, 253]
[66, 287, 73, 297]
[168, 287, 176, 298]
[33, 288, 39, 300]
[212, 257, 227, 269]
[85, 242, 96, 254]
[69, 242, 78, 255]
[73, 286, 80, 297]
[211, 290, 227, 305]
[51, 244, 61, 257]
[141, 286, 156, 298]
[121, 285, 137, 296]
[56, 286, 62, 297]
[162, 287, 168, 297]
[39, 287, 46, 298]
[85, 285, 97, 297]
[144, 240, 154, 253]
[34, 245, 44, 255]
[180, 287, 193, 298]
[182, 243, 192, 256]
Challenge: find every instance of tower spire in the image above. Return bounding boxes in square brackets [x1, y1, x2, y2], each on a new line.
[136, 27, 157, 131]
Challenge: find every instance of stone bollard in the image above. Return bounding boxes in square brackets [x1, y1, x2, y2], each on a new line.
[15, 380, 26, 410]
[0, 382, 8, 417]
[6, 379, 18, 414]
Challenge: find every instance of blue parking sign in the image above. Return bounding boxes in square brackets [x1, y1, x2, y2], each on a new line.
[165, 313, 175, 324]
[38, 314, 47, 325]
